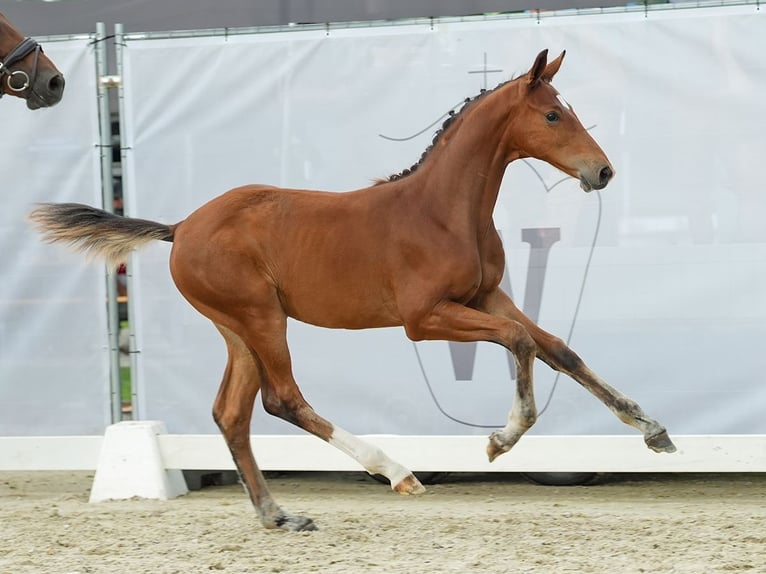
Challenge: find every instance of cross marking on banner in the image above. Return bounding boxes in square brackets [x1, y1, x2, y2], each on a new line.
[468, 52, 503, 90]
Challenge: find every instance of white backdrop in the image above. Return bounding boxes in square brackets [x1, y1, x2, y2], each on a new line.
[121, 5, 766, 437]
[0, 37, 111, 435]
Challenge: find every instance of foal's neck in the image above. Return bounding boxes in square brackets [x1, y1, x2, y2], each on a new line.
[411, 86, 521, 235]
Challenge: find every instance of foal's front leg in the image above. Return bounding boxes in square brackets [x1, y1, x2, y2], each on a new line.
[403, 300, 540, 460]
[477, 288, 677, 454]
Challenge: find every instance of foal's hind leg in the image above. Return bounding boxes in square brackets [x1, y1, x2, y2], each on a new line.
[238, 310, 425, 496]
[213, 325, 316, 531]
[477, 288, 676, 454]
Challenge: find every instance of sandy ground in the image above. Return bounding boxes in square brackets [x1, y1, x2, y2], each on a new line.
[1, 471, 764, 574]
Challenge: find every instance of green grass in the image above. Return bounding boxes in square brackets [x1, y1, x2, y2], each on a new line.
[119, 321, 131, 404]
[120, 366, 131, 403]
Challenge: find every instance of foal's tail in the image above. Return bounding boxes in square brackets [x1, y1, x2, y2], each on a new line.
[28, 203, 175, 268]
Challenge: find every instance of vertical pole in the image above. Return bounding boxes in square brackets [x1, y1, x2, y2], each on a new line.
[115, 23, 142, 419]
[96, 22, 122, 423]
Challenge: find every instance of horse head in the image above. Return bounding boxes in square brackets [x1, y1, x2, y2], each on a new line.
[510, 49, 613, 192]
[0, 12, 65, 108]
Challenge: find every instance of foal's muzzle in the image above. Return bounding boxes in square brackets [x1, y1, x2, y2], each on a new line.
[580, 164, 614, 192]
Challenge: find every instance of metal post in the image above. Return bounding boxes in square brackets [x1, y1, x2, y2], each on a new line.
[96, 22, 123, 423]
[115, 23, 143, 420]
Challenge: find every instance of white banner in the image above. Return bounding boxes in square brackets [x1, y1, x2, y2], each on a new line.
[0, 37, 111, 435]
[122, 5, 766, 437]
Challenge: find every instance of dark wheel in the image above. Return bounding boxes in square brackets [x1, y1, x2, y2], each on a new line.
[521, 472, 604, 486]
[370, 472, 450, 486]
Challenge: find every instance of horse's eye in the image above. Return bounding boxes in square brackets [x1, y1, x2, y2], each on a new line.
[545, 111, 560, 123]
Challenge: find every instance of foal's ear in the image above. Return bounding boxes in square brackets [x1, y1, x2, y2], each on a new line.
[541, 50, 566, 82]
[527, 49, 549, 87]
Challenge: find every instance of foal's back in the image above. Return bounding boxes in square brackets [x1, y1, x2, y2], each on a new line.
[169, 184, 414, 329]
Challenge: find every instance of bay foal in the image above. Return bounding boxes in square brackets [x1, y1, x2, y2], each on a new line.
[30, 50, 675, 531]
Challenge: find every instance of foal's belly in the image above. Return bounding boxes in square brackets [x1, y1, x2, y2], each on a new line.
[279, 281, 402, 330]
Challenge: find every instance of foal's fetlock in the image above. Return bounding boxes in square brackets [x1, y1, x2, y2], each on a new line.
[392, 473, 426, 496]
[644, 429, 677, 454]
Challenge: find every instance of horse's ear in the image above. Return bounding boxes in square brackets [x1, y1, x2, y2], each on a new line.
[527, 49, 549, 88]
[542, 50, 566, 82]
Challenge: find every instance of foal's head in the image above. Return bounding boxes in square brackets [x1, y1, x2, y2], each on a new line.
[0, 12, 65, 108]
[509, 49, 613, 191]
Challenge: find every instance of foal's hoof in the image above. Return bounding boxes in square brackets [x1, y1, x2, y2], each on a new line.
[275, 514, 318, 532]
[645, 430, 677, 454]
[393, 473, 426, 495]
[486, 431, 513, 463]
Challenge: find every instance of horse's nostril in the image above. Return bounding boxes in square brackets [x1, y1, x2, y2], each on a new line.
[599, 165, 613, 185]
[48, 74, 64, 95]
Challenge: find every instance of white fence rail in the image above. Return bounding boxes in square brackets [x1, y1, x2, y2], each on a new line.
[2, 433, 765, 473]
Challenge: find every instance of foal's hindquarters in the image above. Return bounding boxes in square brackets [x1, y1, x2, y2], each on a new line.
[168, 193, 427, 531]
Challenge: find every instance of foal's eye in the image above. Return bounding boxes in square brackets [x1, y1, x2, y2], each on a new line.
[545, 111, 560, 123]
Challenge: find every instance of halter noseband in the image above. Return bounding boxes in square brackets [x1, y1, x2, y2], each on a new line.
[0, 36, 41, 98]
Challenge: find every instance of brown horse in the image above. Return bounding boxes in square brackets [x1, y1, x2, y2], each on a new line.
[0, 11, 64, 108]
[29, 49, 675, 531]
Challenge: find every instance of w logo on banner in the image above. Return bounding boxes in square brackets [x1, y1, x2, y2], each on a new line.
[448, 227, 561, 382]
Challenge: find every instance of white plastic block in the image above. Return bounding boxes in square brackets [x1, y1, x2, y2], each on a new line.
[89, 421, 188, 502]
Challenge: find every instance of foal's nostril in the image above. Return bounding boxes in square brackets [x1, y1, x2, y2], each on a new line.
[599, 165, 613, 185]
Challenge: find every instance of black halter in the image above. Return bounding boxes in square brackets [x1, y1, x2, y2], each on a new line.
[0, 36, 41, 98]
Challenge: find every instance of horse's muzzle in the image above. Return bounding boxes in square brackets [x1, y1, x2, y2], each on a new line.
[26, 70, 65, 109]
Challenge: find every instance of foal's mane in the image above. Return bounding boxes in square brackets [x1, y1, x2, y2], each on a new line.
[380, 78, 512, 184]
